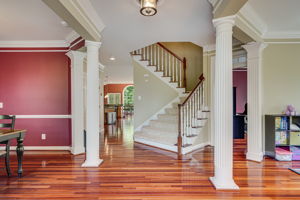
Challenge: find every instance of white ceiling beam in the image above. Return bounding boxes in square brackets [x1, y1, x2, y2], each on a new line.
[42, 0, 105, 42]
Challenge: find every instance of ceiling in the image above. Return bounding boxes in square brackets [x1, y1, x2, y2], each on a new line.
[0, 0, 72, 41]
[90, 0, 215, 83]
[243, 0, 300, 38]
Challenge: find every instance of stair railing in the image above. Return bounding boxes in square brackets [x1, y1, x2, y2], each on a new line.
[177, 74, 205, 155]
[131, 43, 187, 90]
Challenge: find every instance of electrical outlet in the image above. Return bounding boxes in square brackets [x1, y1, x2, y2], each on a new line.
[0, 102, 3, 109]
[41, 133, 46, 140]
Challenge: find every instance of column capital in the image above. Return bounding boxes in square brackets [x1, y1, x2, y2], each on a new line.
[66, 51, 86, 69]
[85, 40, 102, 48]
[66, 50, 86, 60]
[213, 15, 236, 28]
[242, 42, 268, 59]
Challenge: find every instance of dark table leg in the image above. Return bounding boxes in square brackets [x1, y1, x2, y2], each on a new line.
[16, 137, 24, 177]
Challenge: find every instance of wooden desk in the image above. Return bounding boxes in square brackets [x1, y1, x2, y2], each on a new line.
[0, 129, 26, 177]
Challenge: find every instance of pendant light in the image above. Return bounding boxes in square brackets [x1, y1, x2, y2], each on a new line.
[140, 0, 158, 16]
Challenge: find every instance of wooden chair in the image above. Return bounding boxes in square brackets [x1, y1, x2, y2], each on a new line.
[0, 115, 16, 176]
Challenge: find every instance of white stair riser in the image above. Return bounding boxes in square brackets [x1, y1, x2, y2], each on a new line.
[165, 108, 178, 115]
[149, 121, 178, 132]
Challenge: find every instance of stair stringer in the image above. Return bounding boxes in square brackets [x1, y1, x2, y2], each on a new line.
[132, 55, 186, 97]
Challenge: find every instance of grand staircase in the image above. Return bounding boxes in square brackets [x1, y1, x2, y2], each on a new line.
[131, 43, 210, 155]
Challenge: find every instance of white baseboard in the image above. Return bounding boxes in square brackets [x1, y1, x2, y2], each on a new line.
[134, 137, 209, 155]
[182, 142, 210, 154]
[134, 137, 177, 152]
[0, 146, 71, 151]
[134, 96, 181, 132]
[246, 151, 264, 162]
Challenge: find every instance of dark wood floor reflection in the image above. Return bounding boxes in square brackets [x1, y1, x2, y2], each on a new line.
[1, 116, 300, 199]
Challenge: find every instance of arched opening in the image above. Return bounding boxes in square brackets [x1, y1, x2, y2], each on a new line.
[123, 85, 134, 116]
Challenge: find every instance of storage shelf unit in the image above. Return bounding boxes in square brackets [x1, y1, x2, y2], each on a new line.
[265, 115, 300, 160]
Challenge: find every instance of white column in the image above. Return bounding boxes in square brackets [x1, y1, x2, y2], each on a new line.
[242, 42, 267, 162]
[82, 40, 103, 167]
[66, 51, 86, 155]
[99, 63, 105, 133]
[209, 55, 215, 146]
[209, 16, 239, 190]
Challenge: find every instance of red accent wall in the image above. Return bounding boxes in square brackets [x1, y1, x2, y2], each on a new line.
[233, 71, 247, 114]
[104, 84, 133, 104]
[0, 52, 71, 146]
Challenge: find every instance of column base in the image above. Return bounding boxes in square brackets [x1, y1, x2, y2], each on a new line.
[209, 176, 239, 190]
[81, 159, 103, 167]
[71, 147, 85, 155]
[246, 152, 263, 162]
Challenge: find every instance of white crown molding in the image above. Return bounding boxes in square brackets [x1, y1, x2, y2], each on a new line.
[263, 31, 300, 39]
[203, 44, 216, 52]
[207, 0, 219, 7]
[99, 62, 106, 71]
[0, 40, 69, 48]
[207, 0, 223, 14]
[238, 3, 300, 42]
[65, 30, 80, 44]
[239, 3, 267, 36]
[63, 0, 105, 41]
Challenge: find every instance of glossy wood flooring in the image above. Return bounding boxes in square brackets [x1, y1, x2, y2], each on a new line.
[1, 116, 300, 199]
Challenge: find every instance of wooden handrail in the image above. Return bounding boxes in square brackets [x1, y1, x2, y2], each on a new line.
[157, 42, 184, 62]
[179, 74, 205, 106]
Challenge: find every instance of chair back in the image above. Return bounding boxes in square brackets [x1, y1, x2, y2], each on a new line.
[0, 115, 16, 130]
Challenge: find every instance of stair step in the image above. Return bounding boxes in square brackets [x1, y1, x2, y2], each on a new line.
[175, 143, 193, 148]
[186, 134, 198, 138]
[135, 131, 177, 146]
[197, 118, 208, 120]
[149, 120, 177, 132]
[142, 126, 177, 135]
[165, 108, 178, 115]
[192, 126, 203, 128]
[202, 110, 210, 112]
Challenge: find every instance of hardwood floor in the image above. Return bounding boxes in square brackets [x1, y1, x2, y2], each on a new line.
[1, 116, 300, 199]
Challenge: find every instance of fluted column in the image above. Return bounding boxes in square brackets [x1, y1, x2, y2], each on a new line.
[242, 42, 267, 162]
[209, 16, 239, 190]
[99, 63, 105, 133]
[82, 40, 103, 167]
[66, 51, 86, 155]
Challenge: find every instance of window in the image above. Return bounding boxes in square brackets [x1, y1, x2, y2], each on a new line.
[107, 93, 121, 105]
[123, 86, 134, 106]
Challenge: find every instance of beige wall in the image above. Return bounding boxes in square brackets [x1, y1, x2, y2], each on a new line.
[161, 42, 203, 91]
[262, 44, 300, 115]
[133, 60, 178, 129]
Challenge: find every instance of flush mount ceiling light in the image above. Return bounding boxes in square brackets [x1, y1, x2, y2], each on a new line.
[109, 56, 116, 61]
[140, 0, 158, 16]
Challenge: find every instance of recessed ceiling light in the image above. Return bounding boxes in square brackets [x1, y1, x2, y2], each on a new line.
[109, 56, 116, 61]
[61, 21, 68, 27]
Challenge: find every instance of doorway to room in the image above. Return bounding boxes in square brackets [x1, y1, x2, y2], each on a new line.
[233, 68, 248, 153]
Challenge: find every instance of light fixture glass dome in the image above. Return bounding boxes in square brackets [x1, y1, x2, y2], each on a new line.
[140, 0, 157, 16]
